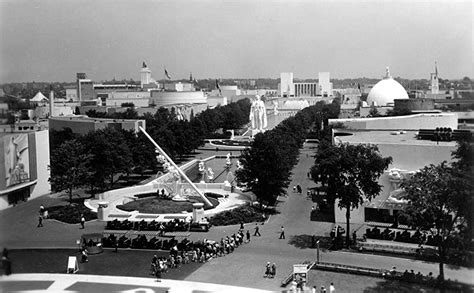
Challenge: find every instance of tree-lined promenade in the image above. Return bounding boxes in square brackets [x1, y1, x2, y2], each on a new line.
[236, 100, 340, 207]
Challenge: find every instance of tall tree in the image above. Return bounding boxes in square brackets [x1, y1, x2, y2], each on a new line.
[401, 141, 472, 285]
[311, 142, 392, 246]
[49, 139, 91, 203]
[236, 132, 293, 207]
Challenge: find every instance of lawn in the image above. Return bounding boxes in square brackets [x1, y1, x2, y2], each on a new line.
[5, 249, 203, 280]
[117, 196, 219, 214]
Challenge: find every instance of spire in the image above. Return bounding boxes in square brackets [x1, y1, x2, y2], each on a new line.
[142, 61, 147, 68]
[190, 72, 193, 82]
[435, 61, 438, 77]
[384, 67, 392, 79]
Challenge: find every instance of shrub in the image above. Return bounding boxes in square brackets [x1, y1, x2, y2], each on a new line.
[47, 203, 97, 224]
[209, 205, 264, 226]
[204, 192, 224, 199]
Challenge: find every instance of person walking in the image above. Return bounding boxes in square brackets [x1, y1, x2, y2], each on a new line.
[329, 282, 335, 293]
[271, 263, 276, 278]
[81, 249, 88, 263]
[37, 215, 43, 227]
[246, 230, 251, 242]
[279, 226, 285, 239]
[265, 262, 271, 278]
[254, 224, 261, 236]
[80, 214, 85, 229]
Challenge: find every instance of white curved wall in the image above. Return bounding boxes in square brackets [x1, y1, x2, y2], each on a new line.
[150, 91, 207, 106]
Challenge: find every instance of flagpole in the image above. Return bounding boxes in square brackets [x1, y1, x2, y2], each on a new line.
[163, 66, 165, 91]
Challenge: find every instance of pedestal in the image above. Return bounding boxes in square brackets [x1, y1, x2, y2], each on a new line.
[97, 202, 109, 221]
[192, 203, 205, 223]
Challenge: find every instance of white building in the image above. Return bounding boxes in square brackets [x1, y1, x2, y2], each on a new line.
[0, 130, 50, 210]
[318, 72, 333, 97]
[140, 62, 152, 88]
[279, 72, 295, 97]
[366, 67, 409, 107]
[278, 72, 333, 97]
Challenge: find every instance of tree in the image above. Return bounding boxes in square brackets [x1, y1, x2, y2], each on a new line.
[401, 141, 472, 285]
[236, 132, 292, 207]
[82, 129, 132, 190]
[49, 139, 91, 203]
[311, 142, 392, 246]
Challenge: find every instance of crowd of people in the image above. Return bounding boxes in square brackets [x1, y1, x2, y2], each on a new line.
[147, 225, 254, 280]
[365, 226, 443, 246]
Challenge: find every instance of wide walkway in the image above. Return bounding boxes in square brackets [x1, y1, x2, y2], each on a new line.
[1, 143, 473, 292]
[182, 143, 474, 291]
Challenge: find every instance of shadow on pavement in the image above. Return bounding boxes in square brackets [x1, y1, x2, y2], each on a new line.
[288, 234, 332, 250]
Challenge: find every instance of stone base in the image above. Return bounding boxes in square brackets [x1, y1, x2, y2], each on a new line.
[251, 129, 266, 136]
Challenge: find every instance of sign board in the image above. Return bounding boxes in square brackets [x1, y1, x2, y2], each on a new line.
[67, 256, 79, 274]
[293, 264, 309, 284]
[293, 264, 308, 274]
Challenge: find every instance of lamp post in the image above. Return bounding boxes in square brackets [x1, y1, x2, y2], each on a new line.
[316, 240, 320, 263]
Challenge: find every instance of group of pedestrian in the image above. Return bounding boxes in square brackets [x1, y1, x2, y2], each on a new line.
[239, 222, 251, 242]
[264, 262, 277, 278]
[293, 184, 303, 194]
[310, 282, 336, 293]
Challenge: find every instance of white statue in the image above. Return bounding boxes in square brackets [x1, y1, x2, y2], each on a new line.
[249, 95, 267, 131]
[198, 161, 205, 173]
[273, 100, 279, 115]
[226, 153, 231, 166]
[207, 167, 214, 181]
[236, 160, 243, 170]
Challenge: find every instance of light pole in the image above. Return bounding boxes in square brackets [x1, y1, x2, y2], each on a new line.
[316, 240, 320, 263]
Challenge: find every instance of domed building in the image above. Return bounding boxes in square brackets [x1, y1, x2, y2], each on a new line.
[367, 67, 409, 106]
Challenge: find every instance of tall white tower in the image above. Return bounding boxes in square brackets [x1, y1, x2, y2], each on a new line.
[49, 85, 54, 117]
[279, 72, 294, 97]
[430, 62, 439, 94]
[318, 72, 333, 97]
[140, 61, 152, 88]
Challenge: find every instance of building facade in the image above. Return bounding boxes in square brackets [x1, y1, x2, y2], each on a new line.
[0, 130, 50, 210]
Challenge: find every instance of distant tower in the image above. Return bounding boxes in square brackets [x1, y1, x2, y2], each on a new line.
[279, 72, 294, 97]
[430, 62, 439, 94]
[49, 85, 54, 117]
[189, 72, 193, 82]
[141, 61, 152, 88]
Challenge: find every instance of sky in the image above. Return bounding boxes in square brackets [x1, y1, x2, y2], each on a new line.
[0, 0, 472, 82]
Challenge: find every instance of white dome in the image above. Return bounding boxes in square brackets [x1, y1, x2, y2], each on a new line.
[367, 68, 409, 106]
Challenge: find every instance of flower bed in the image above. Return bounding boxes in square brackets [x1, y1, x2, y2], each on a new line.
[117, 196, 219, 214]
[211, 140, 251, 147]
[204, 192, 224, 199]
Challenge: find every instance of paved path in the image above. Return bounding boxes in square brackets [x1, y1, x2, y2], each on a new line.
[183, 143, 474, 291]
[1, 143, 473, 292]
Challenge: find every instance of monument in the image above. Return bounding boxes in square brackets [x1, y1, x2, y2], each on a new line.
[249, 95, 267, 135]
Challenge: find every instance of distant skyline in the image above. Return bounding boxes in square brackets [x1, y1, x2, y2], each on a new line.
[0, 0, 472, 83]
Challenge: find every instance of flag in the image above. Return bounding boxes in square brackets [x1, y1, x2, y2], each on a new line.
[165, 69, 171, 80]
[216, 79, 221, 94]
